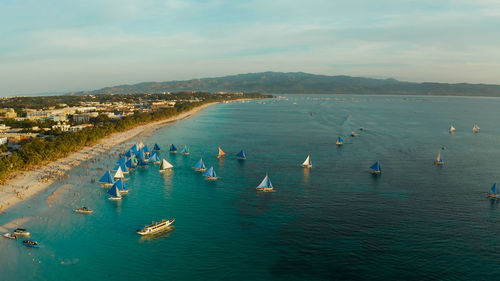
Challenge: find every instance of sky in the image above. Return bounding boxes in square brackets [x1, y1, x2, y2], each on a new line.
[1, 0, 500, 95]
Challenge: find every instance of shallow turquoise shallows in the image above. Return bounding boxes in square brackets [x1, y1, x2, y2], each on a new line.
[3, 95, 500, 280]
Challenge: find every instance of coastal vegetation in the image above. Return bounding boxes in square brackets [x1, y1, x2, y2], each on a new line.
[0, 92, 267, 183]
[74, 72, 500, 97]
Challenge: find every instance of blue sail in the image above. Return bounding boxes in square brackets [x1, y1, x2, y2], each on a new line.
[154, 143, 161, 151]
[117, 156, 126, 166]
[338, 136, 344, 143]
[131, 144, 139, 154]
[143, 145, 150, 154]
[125, 159, 135, 169]
[107, 184, 120, 197]
[150, 153, 160, 162]
[492, 183, 497, 194]
[236, 150, 246, 159]
[193, 158, 205, 169]
[99, 171, 115, 184]
[114, 179, 128, 191]
[125, 150, 133, 158]
[136, 149, 146, 160]
[169, 144, 177, 152]
[138, 159, 148, 167]
[114, 164, 129, 174]
[181, 146, 189, 154]
[203, 166, 216, 177]
[370, 161, 381, 171]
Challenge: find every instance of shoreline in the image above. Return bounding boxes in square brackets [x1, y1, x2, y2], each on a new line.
[0, 101, 227, 213]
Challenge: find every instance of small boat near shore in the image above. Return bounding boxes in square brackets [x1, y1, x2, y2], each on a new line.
[107, 184, 122, 200]
[13, 228, 30, 236]
[74, 207, 94, 214]
[336, 136, 344, 146]
[473, 123, 480, 133]
[449, 125, 456, 133]
[181, 146, 190, 155]
[153, 143, 161, 152]
[434, 152, 444, 165]
[99, 171, 115, 187]
[3, 233, 17, 239]
[137, 218, 175, 235]
[169, 144, 178, 153]
[217, 147, 226, 159]
[23, 240, 39, 248]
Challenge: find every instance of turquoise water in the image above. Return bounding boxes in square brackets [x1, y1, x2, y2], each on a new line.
[2, 95, 500, 280]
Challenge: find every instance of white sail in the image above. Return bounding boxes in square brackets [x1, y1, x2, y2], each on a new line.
[160, 159, 173, 170]
[473, 124, 480, 132]
[449, 125, 455, 132]
[436, 152, 441, 162]
[258, 175, 269, 188]
[113, 166, 124, 179]
[302, 155, 312, 167]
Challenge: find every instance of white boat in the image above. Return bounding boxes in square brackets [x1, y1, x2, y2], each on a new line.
[302, 155, 312, 168]
[137, 218, 175, 235]
[473, 123, 480, 133]
[351, 131, 359, 137]
[74, 207, 94, 214]
[159, 159, 173, 172]
[3, 233, 16, 239]
[434, 152, 444, 165]
[449, 125, 456, 133]
[13, 228, 30, 236]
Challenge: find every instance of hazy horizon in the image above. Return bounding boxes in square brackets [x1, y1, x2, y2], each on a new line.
[1, 0, 500, 96]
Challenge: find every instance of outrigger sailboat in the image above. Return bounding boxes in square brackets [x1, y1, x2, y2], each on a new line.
[203, 166, 218, 180]
[236, 150, 246, 160]
[153, 143, 161, 152]
[256, 174, 274, 192]
[302, 155, 312, 168]
[114, 178, 128, 194]
[169, 144, 178, 153]
[113, 166, 125, 180]
[181, 146, 190, 155]
[370, 161, 381, 175]
[107, 184, 122, 200]
[137, 218, 175, 235]
[434, 152, 444, 165]
[217, 147, 226, 158]
[488, 183, 500, 198]
[473, 123, 480, 133]
[336, 136, 344, 146]
[99, 171, 115, 187]
[150, 153, 161, 164]
[193, 158, 206, 171]
[449, 125, 456, 133]
[159, 159, 173, 172]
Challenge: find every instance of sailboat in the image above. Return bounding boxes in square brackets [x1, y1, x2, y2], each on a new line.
[113, 166, 125, 180]
[114, 178, 128, 194]
[217, 147, 226, 158]
[434, 152, 444, 165]
[137, 159, 148, 168]
[143, 145, 151, 156]
[193, 158, 207, 171]
[107, 184, 122, 200]
[169, 144, 178, 153]
[150, 153, 161, 164]
[159, 159, 174, 172]
[488, 183, 500, 198]
[336, 136, 344, 146]
[236, 150, 246, 160]
[153, 143, 161, 152]
[99, 171, 115, 187]
[115, 163, 129, 175]
[370, 161, 381, 175]
[125, 159, 136, 170]
[203, 166, 218, 180]
[256, 174, 274, 192]
[302, 155, 312, 168]
[473, 123, 480, 133]
[181, 146, 190, 155]
[449, 125, 456, 133]
[117, 156, 127, 166]
[125, 150, 133, 158]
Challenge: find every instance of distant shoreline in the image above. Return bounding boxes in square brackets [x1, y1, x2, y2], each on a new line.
[0, 100, 249, 213]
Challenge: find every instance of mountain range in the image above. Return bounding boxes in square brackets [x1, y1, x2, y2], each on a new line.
[71, 72, 500, 97]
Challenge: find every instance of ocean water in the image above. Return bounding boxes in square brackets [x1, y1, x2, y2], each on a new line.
[2, 95, 500, 280]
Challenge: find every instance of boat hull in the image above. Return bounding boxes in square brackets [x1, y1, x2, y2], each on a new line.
[370, 170, 381, 175]
[237, 157, 246, 160]
[74, 209, 93, 214]
[302, 164, 312, 168]
[108, 196, 121, 200]
[159, 169, 172, 173]
[256, 187, 275, 192]
[336, 142, 343, 146]
[100, 183, 114, 187]
[137, 219, 175, 235]
[434, 161, 444, 165]
[205, 177, 218, 181]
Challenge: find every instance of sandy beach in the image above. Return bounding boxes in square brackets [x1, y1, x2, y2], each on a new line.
[0, 101, 221, 213]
